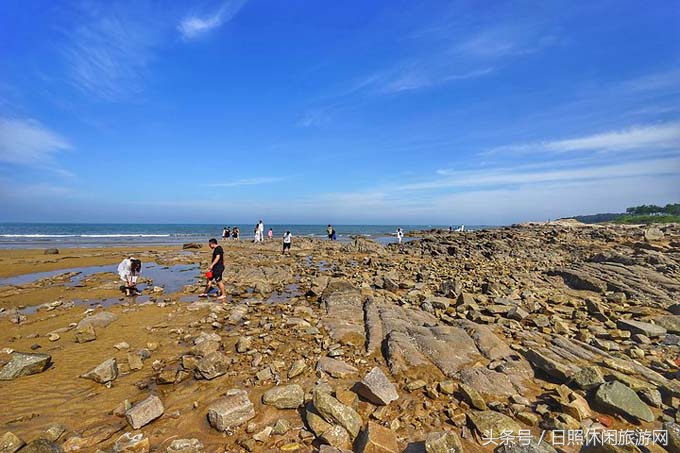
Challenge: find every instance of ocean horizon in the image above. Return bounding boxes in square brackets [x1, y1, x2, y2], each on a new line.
[0, 222, 491, 249]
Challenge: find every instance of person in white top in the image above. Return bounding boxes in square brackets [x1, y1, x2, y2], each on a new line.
[255, 220, 264, 242]
[282, 231, 292, 255]
[396, 227, 404, 244]
[117, 256, 142, 296]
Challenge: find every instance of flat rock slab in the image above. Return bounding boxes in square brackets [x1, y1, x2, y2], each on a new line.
[468, 411, 522, 437]
[654, 315, 680, 335]
[594, 380, 654, 423]
[0, 352, 52, 380]
[354, 366, 399, 406]
[77, 311, 118, 329]
[207, 389, 255, 432]
[616, 319, 666, 338]
[424, 431, 464, 453]
[0, 431, 25, 453]
[126, 394, 164, 429]
[16, 439, 62, 453]
[316, 357, 358, 379]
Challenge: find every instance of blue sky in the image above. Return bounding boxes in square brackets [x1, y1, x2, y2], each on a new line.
[0, 0, 679, 224]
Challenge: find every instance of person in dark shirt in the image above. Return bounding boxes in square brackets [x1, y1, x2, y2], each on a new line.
[199, 238, 226, 300]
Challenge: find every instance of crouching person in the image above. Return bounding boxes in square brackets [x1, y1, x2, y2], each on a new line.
[118, 256, 142, 296]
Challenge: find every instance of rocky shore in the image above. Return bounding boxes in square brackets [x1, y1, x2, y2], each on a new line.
[1, 222, 679, 452]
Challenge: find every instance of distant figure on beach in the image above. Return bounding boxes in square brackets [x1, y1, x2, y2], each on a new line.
[118, 256, 142, 297]
[254, 220, 264, 242]
[223, 227, 230, 240]
[268, 228, 273, 240]
[232, 226, 239, 240]
[455, 224, 465, 232]
[326, 225, 333, 239]
[283, 231, 292, 255]
[200, 238, 226, 300]
[331, 228, 337, 241]
[448, 226, 453, 232]
[396, 227, 404, 244]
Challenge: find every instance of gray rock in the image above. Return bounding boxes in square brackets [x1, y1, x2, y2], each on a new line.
[77, 311, 118, 329]
[569, 366, 605, 390]
[468, 411, 521, 436]
[194, 351, 229, 380]
[616, 319, 666, 338]
[638, 388, 662, 408]
[17, 439, 63, 453]
[167, 438, 204, 453]
[44, 248, 59, 255]
[75, 325, 96, 343]
[524, 349, 574, 382]
[644, 227, 664, 241]
[425, 431, 464, 453]
[459, 383, 487, 410]
[288, 358, 306, 379]
[494, 443, 558, 453]
[663, 422, 680, 453]
[0, 431, 25, 453]
[313, 389, 362, 439]
[0, 352, 51, 380]
[316, 357, 358, 379]
[235, 336, 252, 353]
[354, 367, 399, 406]
[207, 389, 255, 432]
[262, 384, 304, 409]
[81, 358, 118, 384]
[654, 315, 680, 334]
[113, 433, 148, 452]
[125, 394, 164, 429]
[593, 381, 654, 422]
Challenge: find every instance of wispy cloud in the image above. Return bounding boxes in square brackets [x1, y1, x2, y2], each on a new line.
[454, 25, 555, 59]
[403, 156, 680, 191]
[208, 176, 285, 188]
[486, 122, 680, 155]
[62, 8, 159, 101]
[178, 0, 248, 39]
[382, 67, 494, 93]
[619, 68, 680, 93]
[0, 117, 71, 165]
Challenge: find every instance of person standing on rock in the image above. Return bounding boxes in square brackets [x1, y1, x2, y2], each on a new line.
[268, 228, 273, 240]
[223, 227, 230, 241]
[396, 227, 404, 244]
[200, 238, 226, 300]
[282, 231, 292, 255]
[118, 256, 142, 297]
[233, 226, 240, 240]
[326, 224, 333, 239]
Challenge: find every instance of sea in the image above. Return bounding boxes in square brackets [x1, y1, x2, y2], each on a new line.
[0, 223, 489, 249]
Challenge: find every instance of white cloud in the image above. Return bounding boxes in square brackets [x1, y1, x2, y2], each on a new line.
[208, 176, 285, 188]
[487, 122, 680, 155]
[0, 118, 71, 165]
[178, 0, 248, 39]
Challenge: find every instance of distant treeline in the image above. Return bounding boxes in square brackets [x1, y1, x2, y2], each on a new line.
[567, 203, 680, 224]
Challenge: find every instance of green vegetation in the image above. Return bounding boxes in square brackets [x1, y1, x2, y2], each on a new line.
[568, 203, 680, 224]
[613, 214, 680, 224]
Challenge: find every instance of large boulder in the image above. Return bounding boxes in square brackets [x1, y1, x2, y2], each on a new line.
[354, 367, 399, 406]
[593, 381, 654, 423]
[0, 352, 51, 380]
[207, 389, 255, 432]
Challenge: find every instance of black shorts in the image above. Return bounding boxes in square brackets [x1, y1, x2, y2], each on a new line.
[211, 267, 224, 282]
[283, 242, 291, 250]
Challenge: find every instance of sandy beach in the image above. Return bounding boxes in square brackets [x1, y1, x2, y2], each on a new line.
[1, 223, 679, 452]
